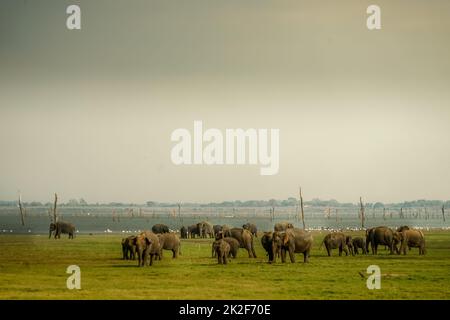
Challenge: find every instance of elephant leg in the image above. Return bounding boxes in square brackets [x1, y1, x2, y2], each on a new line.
[138, 251, 143, 267]
[338, 246, 342, 256]
[288, 249, 295, 263]
[281, 249, 287, 263]
[343, 246, 348, 256]
[251, 244, 257, 258]
[149, 254, 154, 266]
[173, 249, 177, 258]
[224, 255, 228, 265]
[303, 251, 309, 263]
[389, 243, 394, 255]
[245, 244, 253, 258]
[326, 245, 331, 257]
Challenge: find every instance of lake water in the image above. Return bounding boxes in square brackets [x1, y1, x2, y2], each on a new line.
[1, 206, 449, 234]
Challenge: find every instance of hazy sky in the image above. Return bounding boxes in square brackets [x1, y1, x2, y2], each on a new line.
[1, 0, 450, 204]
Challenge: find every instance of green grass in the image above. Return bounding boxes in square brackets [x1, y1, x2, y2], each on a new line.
[0, 231, 449, 299]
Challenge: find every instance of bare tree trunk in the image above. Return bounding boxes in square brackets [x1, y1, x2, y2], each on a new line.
[383, 207, 386, 220]
[53, 193, 58, 223]
[18, 193, 25, 226]
[443, 205, 446, 222]
[335, 209, 338, 222]
[360, 197, 365, 229]
[299, 187, 306, 229]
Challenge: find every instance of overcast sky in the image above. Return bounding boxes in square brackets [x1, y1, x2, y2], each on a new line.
[1, 0, 449, 204]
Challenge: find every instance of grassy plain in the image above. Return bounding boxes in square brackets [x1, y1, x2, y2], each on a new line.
[0, 231, 449, 299]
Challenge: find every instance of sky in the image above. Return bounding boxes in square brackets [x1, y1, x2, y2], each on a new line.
[1, 0, 450, 204]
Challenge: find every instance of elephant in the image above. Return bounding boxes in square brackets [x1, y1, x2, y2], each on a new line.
[320, 232, 349, 256]
[397, 225, 410, 232]
[214, 226, 232, 240]
[352, 237, 367, 254]
[242, 223, 258, 237]
[188, 224, 200, 238]
[345, 236, 354, 256]
[133, 231, 161, 267]
[212, 237, 239, 259]
[179, 226, 188, 239]
[274, 222, 294, 232]
[221, 225, 232, 237]
[213, 225, 223, 236]
[157, 232, 181, 258]
[121, 236, 137, 260]
[398, 229, 426, 255]
[49, 221, 76, 239]
[365, 227, 375, 253]
[261, 232, 280, 263]
[152, 224, 169, 234]
[213, 239, 230, 264]
[368, 226, 399, 255]
[230, 228, 257, 258]
[276, 228, 313, 263]
[197, 221, 214, 238]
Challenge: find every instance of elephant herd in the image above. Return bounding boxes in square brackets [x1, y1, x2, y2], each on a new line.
[121, 222, 259, 266]
[319, 225, 426, 257]
[121, 223, 426, 267]
[178, 221, 258, 239]
[121, 230, 182, 266]
[262, 224, 426, 265]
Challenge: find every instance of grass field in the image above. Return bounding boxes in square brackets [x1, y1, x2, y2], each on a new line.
[0, 231, 449, 300]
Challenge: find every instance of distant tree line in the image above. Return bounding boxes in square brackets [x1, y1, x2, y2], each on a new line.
[1, 198, 449, 208]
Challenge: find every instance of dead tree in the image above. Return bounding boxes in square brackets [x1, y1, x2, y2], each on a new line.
[53, 193, 58, 223]
[299, 187, 306, 229]
[383, 207, 386, 220]
[18, 192, 25, 226]
[359, 197, 365, 229]
[443, 205, 446, 222]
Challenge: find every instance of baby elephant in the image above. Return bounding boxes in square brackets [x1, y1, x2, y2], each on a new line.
[346, 236, 354, 256]
[213, 239, 231, 264]
[211, 237, 240, 259]
[121, 236, 137, 260]
[352, 237, 367, 254]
